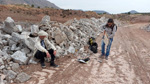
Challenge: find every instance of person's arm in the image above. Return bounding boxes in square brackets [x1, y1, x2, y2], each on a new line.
[108, 25, 117, 39]
[102, 25, 106, 39]
[45, 38, 56, 50]
[35, 40, 48, 53]
[102, 30, 106, 39]
[45, 38, 57, 56]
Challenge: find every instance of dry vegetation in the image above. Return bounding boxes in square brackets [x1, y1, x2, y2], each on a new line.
[0, 5, 100, 23]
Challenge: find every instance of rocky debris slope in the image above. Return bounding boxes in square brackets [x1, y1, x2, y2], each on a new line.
[145, 24, 150, 32]
[0, 16, 121, 83]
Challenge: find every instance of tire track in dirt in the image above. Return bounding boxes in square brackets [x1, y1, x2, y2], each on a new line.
[117, 23, 150, 84]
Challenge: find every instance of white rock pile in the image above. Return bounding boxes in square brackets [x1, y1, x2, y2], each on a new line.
[0, 16, 121, 83]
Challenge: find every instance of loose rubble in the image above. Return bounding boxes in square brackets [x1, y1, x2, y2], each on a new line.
[145, 24, 150, 32]
[0, 16, 121, 83]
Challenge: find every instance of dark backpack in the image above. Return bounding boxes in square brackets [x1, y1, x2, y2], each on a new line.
[88, 37, 98, 53]
[90, 42, 98, 53]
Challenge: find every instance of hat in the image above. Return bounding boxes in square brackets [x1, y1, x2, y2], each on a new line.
[38, 30, 48, 37]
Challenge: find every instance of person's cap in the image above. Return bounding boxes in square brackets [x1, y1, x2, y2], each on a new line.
[38, 30, 48, 37]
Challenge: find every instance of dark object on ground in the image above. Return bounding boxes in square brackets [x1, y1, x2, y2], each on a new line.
[89, 42, 98, 53]
[50, 63, 59, 68]
[88, 37, 98, 53]
[29, 33, 38, 38]
[105, 57, 108, 60]
[78, 57, 90, 63]
[41, 62, 46, 68]
[35, 49, 57, 67]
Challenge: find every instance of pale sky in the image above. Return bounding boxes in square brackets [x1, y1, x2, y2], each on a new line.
[48, 0, 150, 14]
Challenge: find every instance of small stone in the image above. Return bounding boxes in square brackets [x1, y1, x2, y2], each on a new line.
[0, 58, 4, 65]
[68, 46, 75, 54]
[2, 40, 8, 46]
[16, 72, 31, 83]
[0, 74, 6, 84]
[7, 66, 11, 70]
[16, 25, 22, 33]
[29, 57, 38, 64]
[0, 65, 5, 70]
[11, 63, 21, 72]
[21, 48, 30, 54]
[11, 44, 17, 51]
[6, 70, 17, 80]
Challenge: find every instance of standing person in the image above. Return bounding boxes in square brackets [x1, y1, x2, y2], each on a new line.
[100, 19, 117, 60]
[34, 30, 58, 68]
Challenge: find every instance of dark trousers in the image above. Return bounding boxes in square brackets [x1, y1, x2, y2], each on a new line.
[34, 49, 55, 64]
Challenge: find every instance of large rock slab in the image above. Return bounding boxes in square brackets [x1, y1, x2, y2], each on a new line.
[15, 72, 31, 83]
[11, 51, 28, 64]
[54, 29, 67, 45]
[41, 15, 50, 25]
[64, 28, 74, 41]
[40, 15, 51, 30]
[30, 25, 39, 36]
[2, 17, 17, 34]
[11, 32, 22, 43]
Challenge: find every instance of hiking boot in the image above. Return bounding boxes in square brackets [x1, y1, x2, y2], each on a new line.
[105, 56, 108, 60]
[41, 62, 46, 68]
[50, 63, 59, 68]
[99, 54, 105, 58]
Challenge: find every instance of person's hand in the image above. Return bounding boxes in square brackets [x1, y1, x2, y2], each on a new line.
[104, 30, 106, 34]
[54, 51, 57, 56]
[46, 52, 51, 58]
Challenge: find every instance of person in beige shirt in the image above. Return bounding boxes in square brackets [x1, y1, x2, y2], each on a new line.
[34, 30, 58, 68]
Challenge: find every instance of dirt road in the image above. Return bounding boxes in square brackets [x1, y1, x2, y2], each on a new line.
[18, 23, 150, 84]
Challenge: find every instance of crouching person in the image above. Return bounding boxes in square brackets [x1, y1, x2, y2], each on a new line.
[34, 30, 58, 68]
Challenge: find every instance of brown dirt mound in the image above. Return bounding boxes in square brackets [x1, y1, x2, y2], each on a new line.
[0, 5, 100, 23]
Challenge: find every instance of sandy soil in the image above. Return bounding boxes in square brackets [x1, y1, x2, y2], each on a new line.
[12, 23, 150, 84]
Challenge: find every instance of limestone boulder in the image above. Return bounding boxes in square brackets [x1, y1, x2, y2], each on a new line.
[30, 25, 39, 36]
[54, 29, 67, 45]
[11, 51, 28, 64]
[2, 17, 17, 34]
